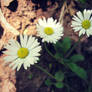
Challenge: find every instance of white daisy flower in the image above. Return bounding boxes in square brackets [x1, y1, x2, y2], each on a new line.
[3, 35, 41, 71]
[36, 17, 64, 44]
[71, 9, 92, 37]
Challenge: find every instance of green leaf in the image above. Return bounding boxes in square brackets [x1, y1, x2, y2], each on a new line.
[54, 42, 63, 52]
[54, 82, 64, 88]
[55, 71, 64, 81]
[61, 37, 71, 54]
[54, 37, 71, 55]
[70, 54, 84, 63]
[67, 63, 87, 80]
[54, 53, 63, 60]
[45, 79, 53, 86]
[79, 0, 86, 3]
[63, 58, 71, 63]
[54, 42, 63, 58]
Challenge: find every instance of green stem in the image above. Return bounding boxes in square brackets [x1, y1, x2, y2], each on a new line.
[65, 36, 82, 58]
[35, 64, 55, 80]
[44, 43, 65, 65]
[44, 43, 56, 59]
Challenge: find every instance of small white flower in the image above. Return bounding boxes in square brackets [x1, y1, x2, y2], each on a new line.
[36, 17, 64, 43]
[71, 9, 92, 37]
[3, 35, 41, 71]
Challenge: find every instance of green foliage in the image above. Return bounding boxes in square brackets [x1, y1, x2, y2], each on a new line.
[63, 58, 70, 63]
[54, 71, 64, 82]
[70, 54, 84, 63]
[54, 41, 63, 53]
[61, 37, 71, 54]
[54, 82, 64, 88]
[67, 63, 87, 80]
[43, 34, 87, 90]
[45, 71, 65, 88]
[63, 54, 84, 63]
[54, 37, 71, 58]
[45, 79, 53, 86]
[54, 42, 63, 59]
[54, 53, 63, 60]
[78, 0, 86, 3]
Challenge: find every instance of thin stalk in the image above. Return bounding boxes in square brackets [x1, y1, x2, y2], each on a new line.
[35, 64, 55, 80]
[44, 43, 56, 59]
[44, 43, 65, 65]
[65, 36, 82, 58]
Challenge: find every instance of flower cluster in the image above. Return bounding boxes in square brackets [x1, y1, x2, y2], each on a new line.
[3, 9, 92, 71]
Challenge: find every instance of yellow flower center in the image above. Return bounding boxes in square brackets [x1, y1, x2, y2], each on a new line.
[82, 20, 91, 29]
[17, 48, 29, 58]
[44, 27, 54, 35]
